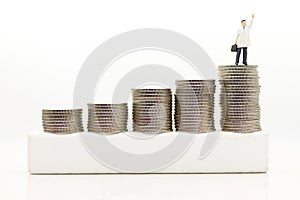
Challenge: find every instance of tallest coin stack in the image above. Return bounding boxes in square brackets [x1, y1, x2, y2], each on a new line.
[219, 65, 261, 133]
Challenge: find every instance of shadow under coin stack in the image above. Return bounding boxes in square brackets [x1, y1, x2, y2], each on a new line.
[42, 109, 84, 134]
[87, 103, 128, 134]
[132, 89, 172, 133]
[219, 65, 261, 133]
[175, 80, 216, 133]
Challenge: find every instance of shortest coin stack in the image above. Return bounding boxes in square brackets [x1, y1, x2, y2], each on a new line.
[87, 103, 128, 134]
[42, 109, 84, 134]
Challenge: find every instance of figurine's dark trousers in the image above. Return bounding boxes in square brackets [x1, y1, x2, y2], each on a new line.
[235, 47, 247, 65]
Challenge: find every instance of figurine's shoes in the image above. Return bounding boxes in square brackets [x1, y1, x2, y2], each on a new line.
[243, 62, 248, 66]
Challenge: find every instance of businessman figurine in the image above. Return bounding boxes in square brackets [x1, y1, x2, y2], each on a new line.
[234, 14, 255, 65]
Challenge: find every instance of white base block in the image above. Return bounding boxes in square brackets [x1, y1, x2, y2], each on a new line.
[28, 131, 268, 174]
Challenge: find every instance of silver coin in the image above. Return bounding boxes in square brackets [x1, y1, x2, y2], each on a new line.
[88, 117, 127, 121]
[219, 70, 258, 74]
[88, 103, 127, 106]
[88, 128, 125, 132]
[221, 109, 260, 113]
[221, 112, 260, 115]
[220, 99, 259, 103]
[133, 99, 171, 103]
[176, 109, 214, 113]
[42, 109, 82, 112]
[176, 79, 215, 83]
[43, 126, 83, 130]
[87, 127, 127, 131]
[42, 112, 82, 117]
[220, 79, 259, 82]
[222, 126, 261, 129]
[175, 126, 215, 130]
[176, 115, 214, 118]
[43, 122, 83, 126]
[87, 128, 126, 132]
[88, 130, 123, 134]
[218, 65, 258, 68]
[175, 120, 214, 125]
[132, 130, 171, 134]
[133, 101, 171, 104]
[88, 121, 127, 126]
[89, 112, 127, 115]
[133, 107, 172, 111]
[88, 113, 128, 117]
[176, 104, 214, 107]
[175, 93, 214, 97]
[133, 126, 172, 130]
[133, 93, 172, 96]
[175, 99, 214, 103]
[42, 117, 82, 121]
[175, 107, 214, 111]
[133, 103, 171, 107]
[219, 73, 258, 76]
[88, 119, 126, 123]
[220, 107, 260, 113]
[44, 130, 81, 134]
[87, 126, 123, 130]
[175, 125, 215, 129]
[42, 118, 82, 122]
[175, 89, 215, 93]
[133, 123, 171, 127]
[133, 119, 172, 123]
[133, 118, 172, 121]
[221, 119, 260, 123]
[87, 124, 126, 128]
[43, 125, 83, 129]
[42, 122, 82, 126]
[88, 108, 128, 111]
[43, 128, 83, 133]
[133, 97, 171, 100]
[88, 110, 128, 114]
[132, 90, 171, 94]
[88, 114, 127, 118]
[133, 125, 172, 129]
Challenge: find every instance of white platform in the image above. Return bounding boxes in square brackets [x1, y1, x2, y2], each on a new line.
[28, 131, 268, 174]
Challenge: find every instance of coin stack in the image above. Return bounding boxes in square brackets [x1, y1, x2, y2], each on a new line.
[175, 80, 216, 133]
[132, 89, 172, 133]
[42, 109, 84, 134]
[219, 65, 261, 133]
[87, 103, 128, 134]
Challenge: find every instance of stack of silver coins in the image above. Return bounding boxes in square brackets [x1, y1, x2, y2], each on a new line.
[42, 109, 84, 134]
[219, 65, 261, 133]
[175, 80, 216, 133]
[132, 89, 172, 133]
[87, 103, 128, 134]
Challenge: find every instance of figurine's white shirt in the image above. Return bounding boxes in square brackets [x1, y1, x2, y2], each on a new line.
[235, 18, 253, 48]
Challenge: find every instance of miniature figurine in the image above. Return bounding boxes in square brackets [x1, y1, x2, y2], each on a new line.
[234, 14, 255, 65]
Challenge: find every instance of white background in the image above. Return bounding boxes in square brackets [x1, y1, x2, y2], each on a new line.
[0, 0, 300, 199]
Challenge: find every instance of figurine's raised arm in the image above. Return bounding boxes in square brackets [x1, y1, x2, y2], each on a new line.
[248, 14, 255, 30]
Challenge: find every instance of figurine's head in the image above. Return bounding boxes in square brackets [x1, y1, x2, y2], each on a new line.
[241, 20, 246, 27]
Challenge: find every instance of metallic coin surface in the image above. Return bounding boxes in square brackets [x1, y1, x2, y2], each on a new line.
[174, 80, 216, 133]
[42, 109, 84, 134]
[87, 103, 128, 133]
[132, 88, 172, 133]
[218, 65, 261, 133]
